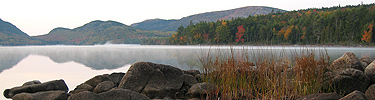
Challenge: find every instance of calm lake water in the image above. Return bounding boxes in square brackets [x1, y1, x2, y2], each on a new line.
[1, 45, 375, 99]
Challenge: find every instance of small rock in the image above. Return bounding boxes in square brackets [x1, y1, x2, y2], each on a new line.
[84, 74, 111, 88]
[360, 56, 374, 65]
[365, 60, 375, 84]
[332, 68, 370, 95]
[12, 91, 69, 100]
[297, 92, 342, 100]
[93, 81, 115, 93]
[365, 84, 375, 100]
[109, 72, 125, 86]
[339, 90, 367, 100]
[183, 70, 200, 77]
[186, 82, 218, 98]
[68, 88, 150, 100]
[183, 74, 198, 87]
[3, 79, 68, 98]
[69, 83, 94, 94]
[330, 52, 365, 71]
[22, 80, 42, 86]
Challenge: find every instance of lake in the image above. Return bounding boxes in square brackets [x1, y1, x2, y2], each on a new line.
[1, 45, 375, 99]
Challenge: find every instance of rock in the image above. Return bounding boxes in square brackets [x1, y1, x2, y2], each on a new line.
[339, 90, 367, 100]
[68, 91, 100, 100]
[118, 62, 184, 99]
[68, 88, 150, 100]
[360, 56, 374, 65]
[297, 92, 342, 100]
[12, 90, 69, 100]
[186, 82, 218, 98]
[365, 84, 375, 100]
[183, 74, 198, 87]
[84, 74, 111, 88]
[365, 60, 375, 84]
[22, 80, 42, 86]
[183, 70, 200, 77]
[69, 83, 94, 94]
[99, 88, 149, 100]
[109, 72, 125, 86]
[93, 81, 115, 93]
[332, 68, 370, 95]
[3, 79, 69, 98]
[330, 52, 365, 71]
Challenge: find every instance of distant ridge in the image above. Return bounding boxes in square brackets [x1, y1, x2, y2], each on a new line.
[34, 20, 174, 45]
[131, 6, 287, 31]
[0, 18, 43, 45]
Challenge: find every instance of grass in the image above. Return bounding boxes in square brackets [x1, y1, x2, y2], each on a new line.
[197, 47, 333, 99]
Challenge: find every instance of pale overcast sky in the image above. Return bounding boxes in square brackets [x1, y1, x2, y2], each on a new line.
[1, 0, 374, 36]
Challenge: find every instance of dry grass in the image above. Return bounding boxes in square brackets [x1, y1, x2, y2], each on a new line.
[198, 47, 333, 99]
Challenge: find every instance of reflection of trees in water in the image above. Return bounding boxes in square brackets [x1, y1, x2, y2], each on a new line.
[0, 46, 374, 73]
[0, 48, 30, 73]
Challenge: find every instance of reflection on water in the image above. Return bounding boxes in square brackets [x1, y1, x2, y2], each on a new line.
[0, 45, 375, 100]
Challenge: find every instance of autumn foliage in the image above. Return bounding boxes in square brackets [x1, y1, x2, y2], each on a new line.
[362, 23, 374, 43]
[235, 25, 245, 43]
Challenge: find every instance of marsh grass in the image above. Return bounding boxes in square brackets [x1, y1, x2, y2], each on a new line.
[198, 47, 333, 99]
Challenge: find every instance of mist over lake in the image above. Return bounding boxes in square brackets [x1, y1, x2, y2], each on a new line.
[0, 45, 375, 99]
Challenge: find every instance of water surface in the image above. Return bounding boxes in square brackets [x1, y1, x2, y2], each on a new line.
[0, 45, 374, 100]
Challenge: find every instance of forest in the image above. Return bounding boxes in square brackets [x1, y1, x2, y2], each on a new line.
[165, 4, 375, 45]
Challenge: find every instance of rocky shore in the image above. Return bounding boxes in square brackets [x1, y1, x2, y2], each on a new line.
[3, 52, 375, 100]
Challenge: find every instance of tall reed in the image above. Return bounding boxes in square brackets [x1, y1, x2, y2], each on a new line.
[198, 47, 332, 99]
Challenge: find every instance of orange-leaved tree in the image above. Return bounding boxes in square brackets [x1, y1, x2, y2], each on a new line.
[235, 25, 245, 43]
[362, 23, 374, 43]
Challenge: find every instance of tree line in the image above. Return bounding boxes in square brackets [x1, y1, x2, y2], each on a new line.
[165, 4, 375, 45]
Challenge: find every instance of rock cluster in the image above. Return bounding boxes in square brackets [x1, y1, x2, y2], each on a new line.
[4, 62, 213, 100]
[4, 52, 375, 100]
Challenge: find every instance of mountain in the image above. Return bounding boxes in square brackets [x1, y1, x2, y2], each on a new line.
[34, 20, 174, 45]
[131, 6, 287, 31]
[0, 18, 43, 45]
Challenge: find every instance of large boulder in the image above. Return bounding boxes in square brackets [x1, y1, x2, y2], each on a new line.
[68, 88, 149, 100]
[3, 79, 68, 98]
[365, 60, 375, 84]
[118, 62, 185, 99]
[12, 90, 69, 100]
[186, 82, 218, 98]
[365, 84, 375, 100]
[93, 81, 116, 93]
[339, 90, 367, 100]
[332, 68, 370, 95]
[297, 92, 342, 100]
[330, 52, 365, 71]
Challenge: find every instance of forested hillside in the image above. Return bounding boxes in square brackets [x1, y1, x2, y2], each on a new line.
[131, 6, 286, 32]
[0, 19, 43, 45]
[168, 4, 375, 45]
[35, 20, 175, 45]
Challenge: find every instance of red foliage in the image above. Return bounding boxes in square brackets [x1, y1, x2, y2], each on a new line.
[235, 25, 245, 43]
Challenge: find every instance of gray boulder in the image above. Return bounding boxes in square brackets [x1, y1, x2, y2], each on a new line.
[297, 92, 342, 100]
[84, 74, 111, 88]
[186, 82, 218, 98]
[330, 52, 365, 71]
[183, 70, 200, 77]
[365, 84, 375, 100]
[12, 90, 69, 100]
[118, 62, 184, 99]
[332, 68, 370, 95]
[365, 60, 375, 84]
[3, 79, 68, 98]
[67, 91, 100, 100]
[360, 56, 374, 65]
[69, 83, 94, 94]
[108, 72, 125, 86]
[22, 80, 42, 86]
[93, 81, 115, 93]
[68, 88, 149, 100]
[339, 90, 367, 100]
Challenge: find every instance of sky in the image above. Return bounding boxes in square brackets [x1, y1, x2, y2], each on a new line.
[1, 0, 375, 36]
